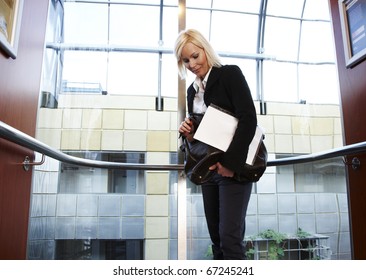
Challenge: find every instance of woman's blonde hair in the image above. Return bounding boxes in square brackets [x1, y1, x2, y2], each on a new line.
[174, 29, 221, 79]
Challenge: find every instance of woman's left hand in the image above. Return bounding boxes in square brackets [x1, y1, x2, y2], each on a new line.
[209, 162, 234, 177]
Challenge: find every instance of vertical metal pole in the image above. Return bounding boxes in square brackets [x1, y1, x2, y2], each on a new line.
[157, 0, 164, 111]
[257, 0, 268, 115]
[177, 0, 187, 261]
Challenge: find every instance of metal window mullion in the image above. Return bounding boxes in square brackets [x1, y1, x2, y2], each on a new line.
[177, 0, 187, 261]
[257, 0, 268, 114]
[157, 0, 164, 111]
[106, 2, 111, 94]
[208, 0, 214, 40]
[296, 0, 307, 103]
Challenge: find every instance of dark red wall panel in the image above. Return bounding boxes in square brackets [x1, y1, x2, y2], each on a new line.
[329, 0, 366, 259]
[0, 0, 49, 259]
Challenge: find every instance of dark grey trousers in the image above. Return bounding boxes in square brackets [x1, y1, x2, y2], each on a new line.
[202, 175, 253, 260]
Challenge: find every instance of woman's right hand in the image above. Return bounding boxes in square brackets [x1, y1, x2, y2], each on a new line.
[179, 117, 194, 141]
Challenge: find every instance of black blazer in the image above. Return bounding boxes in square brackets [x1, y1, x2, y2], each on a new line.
[187, 65, 257, 174]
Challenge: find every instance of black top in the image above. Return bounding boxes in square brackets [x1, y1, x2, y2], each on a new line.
[186, 65, 257, 174]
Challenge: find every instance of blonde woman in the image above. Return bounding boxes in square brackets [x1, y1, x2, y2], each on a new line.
[175, 29, 257, 260]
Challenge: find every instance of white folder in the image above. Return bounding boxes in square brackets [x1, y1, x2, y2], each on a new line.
[193, 105, 264, 165]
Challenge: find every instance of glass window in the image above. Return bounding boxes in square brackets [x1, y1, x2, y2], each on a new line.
[186, 0, 212, 9]
[211, 12, 258, 53]
[294, 158, 347, 193]
[110, 0, 160, 4]
[59, 152, 145, 194]
[276, 156, 347, 193]
[107, 52, 158, 95]
[186, 9, 212, 36]
[298, 64, 339, 104]
[62, 51, 108, 92]
[302, 0, 331, 20]
[212, 0, 261, 13]
[108, 153, 145, 194]
[266, 0, 305, 18]
[263, 61, 298, 103]
[162, 54, 179, 97]
[264, 17, 301, 61]
[59, 0, 338, 104]
[161, 6, 180, 48]
[109, 5, 160, 47]
[55, 239, 144, 260]
[299, 21, 335, 63]
[64, 3, 108, 44]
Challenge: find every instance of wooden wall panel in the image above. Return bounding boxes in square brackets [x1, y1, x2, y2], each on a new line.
[329, 0, 366, 259]
[0, 0, 49, 259]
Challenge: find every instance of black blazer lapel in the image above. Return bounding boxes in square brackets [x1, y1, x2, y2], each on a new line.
[204, 67, 222, 93]
[187, 83, 196, 114]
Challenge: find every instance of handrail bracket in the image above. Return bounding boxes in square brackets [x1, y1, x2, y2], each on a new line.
[23, 154, 45, 171]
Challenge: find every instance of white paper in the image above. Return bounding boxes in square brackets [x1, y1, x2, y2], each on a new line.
[193, 105, 264, 165]
[193, 105, 238, 152]
[246, 126, 264, 165]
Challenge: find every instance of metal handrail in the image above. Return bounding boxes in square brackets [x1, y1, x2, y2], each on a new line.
[1, 120, 366, 169]
[0, 120, 183, 170]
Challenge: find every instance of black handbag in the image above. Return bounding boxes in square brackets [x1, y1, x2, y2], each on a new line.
[182, 137, 223, 185]
[234, 139, 268, 182]
[181, 112, 268, 185]
[180, 113, 223, 185]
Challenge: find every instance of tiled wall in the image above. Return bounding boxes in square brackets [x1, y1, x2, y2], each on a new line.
[37, 95, 343, 154]
[29, 94, 349, 260]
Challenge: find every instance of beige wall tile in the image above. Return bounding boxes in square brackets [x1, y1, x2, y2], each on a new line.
[147, 131, 170, 151]
[170, 131, 179, 152]
[292, 117, 310, 135]
[54, 96, 344, 159]
[334, 135, 344, 148]
[37, 109, 63, 128]
[275, 134, 293, 153]
[36, 128, 61, 149]
[163, 97, 178, 111]
[82, 109, 102, 129]
[146, 195, 169, 216]
[101, 130, 123, 150]
[61, 129, 81, 150]
[103, 96, 155, 110]
[309, 118, 334, 135]
[58, 95, 88, 108]
[267, 103, 340, 118]
[257, 115, 274, 134]
[146, 171, 169, 194]
[170, 112, 178, 130]
[145, 239, 169, 260]
[146, 152, 170, 165]
[267, 102, 302, 116]
[263, 134, 275, 153]
[123, 131, 147, 150]
[148, 111, 171, 130]
[310, 135, 334, 153]
[81, 130, 101, 150]
[124, 110, 147, 130]
[102, 109, 124, 129]
[58, 95, 105, 109]
[293, 135, 311, 153]
[274, 116, 292, 134]
[307, 104, 341, 117]
[62, 109, 82, 129]
[145, 217, 169, 239]
[334, 118, 342, 134]
[100, 95, 127, 109]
